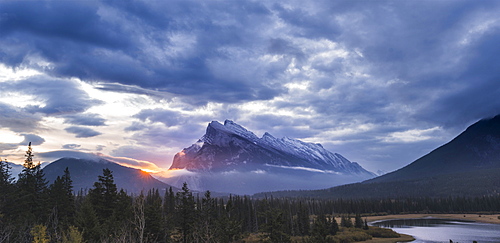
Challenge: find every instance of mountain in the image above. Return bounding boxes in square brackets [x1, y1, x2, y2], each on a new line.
[163, 120, 375, 194]
[4, 161, 24, 179]
[258, 115, 500, 198]
[367, 114, 500, 183]
[44, 158, 174, 194]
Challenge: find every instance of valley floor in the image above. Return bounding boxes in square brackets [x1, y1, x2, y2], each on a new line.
[366, 213, 500, 225]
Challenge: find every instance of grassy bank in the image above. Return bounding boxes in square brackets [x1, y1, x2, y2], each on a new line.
[366, 213, 500, 225]
[241, 226, 414, 243]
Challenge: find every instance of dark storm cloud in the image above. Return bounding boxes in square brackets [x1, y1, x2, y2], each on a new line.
[0, 0, 282, 103]
[1, 0, 500, 172]
[65, 126, 102, 138]
[63, 113, 106, 126]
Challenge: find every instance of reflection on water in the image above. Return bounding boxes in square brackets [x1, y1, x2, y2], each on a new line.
[371, 218, 500, 243]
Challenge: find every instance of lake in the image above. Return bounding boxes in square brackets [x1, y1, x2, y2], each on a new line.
[371, 218, 500, 243]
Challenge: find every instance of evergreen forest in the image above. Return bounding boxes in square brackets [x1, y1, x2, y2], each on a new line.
[1, 145, 499, 243]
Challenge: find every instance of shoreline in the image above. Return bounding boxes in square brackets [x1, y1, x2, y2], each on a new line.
[365, 213, 500, 225]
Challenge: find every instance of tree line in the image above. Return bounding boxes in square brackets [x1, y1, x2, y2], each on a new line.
[1, 144, 499, 242]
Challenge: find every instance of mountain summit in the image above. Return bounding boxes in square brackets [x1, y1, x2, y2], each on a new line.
[170, 120, 373, 176]
[165, 120, 374, 194]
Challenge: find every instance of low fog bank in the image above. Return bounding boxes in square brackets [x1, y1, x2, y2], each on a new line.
[160, 167, 374, 195]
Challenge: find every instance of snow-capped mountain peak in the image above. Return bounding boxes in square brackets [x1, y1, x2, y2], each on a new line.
[170, 120, 374, 177]
[165, 120, 375, 194]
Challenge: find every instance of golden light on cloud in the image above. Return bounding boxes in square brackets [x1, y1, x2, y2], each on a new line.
[99, 154, 166, 174]
[140, 168, 159, 173]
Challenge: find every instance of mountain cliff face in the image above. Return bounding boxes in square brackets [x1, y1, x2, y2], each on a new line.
[164, 120, 374, 194]
[170, 120, 373, 176]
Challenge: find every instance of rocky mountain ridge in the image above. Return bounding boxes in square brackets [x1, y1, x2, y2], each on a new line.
[170, 120, 374, 176]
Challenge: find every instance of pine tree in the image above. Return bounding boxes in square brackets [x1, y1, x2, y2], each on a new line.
[354, 214, 364, 228]
[329, 216, 339, 235]
[0, 158, 14, 241]
[0, 158, 13, 188]
[259, 203, 290, 243]
[88, 168, 118, 221]
[176, 182, 196, 243]
[87, 168, 121, 240]
[214, 194, 242, 243]
[0, 158, 14, 217]
[340, 215, 353, 228]
[144, 189, 164, 241]
[194, 190, 217, 242]
[15, 143, 49, 223]
[311, 214, 329, 242]
[296, 202, 310, 236]
[75, 198, 101, 242]
[163, 187, 176, 240]
[49, 167, 75, 229]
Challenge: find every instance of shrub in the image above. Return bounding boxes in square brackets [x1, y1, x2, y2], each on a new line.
[333, 230, 372, 242]
[365, 227, 400, 238]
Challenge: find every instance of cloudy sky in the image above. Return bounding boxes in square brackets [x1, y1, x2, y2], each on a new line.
[1, 0, 499, 174]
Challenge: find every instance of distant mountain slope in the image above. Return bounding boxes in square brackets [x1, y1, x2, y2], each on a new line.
[257, 115, 500, 198]
[367, 115, 500, 183]
[163, 120, 374, 194]
[44, 158, 174, 194]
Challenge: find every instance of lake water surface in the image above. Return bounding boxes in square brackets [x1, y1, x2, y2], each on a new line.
[371, 218, 500, 243]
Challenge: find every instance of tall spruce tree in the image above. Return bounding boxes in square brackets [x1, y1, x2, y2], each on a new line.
[176, 182, 196, 243]
[16, 142, 49, 223]
[340, 215, 353, 228]
[354, 214, 364, 228]
[87, 168, 120, 240]
[296, 202, 310, 236]
[329, 216, 339, 236]
[0, 158, 14, 214]
[311, 214, 329, 242]
[215, 195, 241, 243]
[75, 198, 101, 242]
[0, 158, 14, 238]
[194, 190, 217, 242]
[49, 167, 75, 228]
[259, 201, 290, 243]
[144, 189, 164, 241]
[163, 186, 175, 240]
[88, 168, 118, 221]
